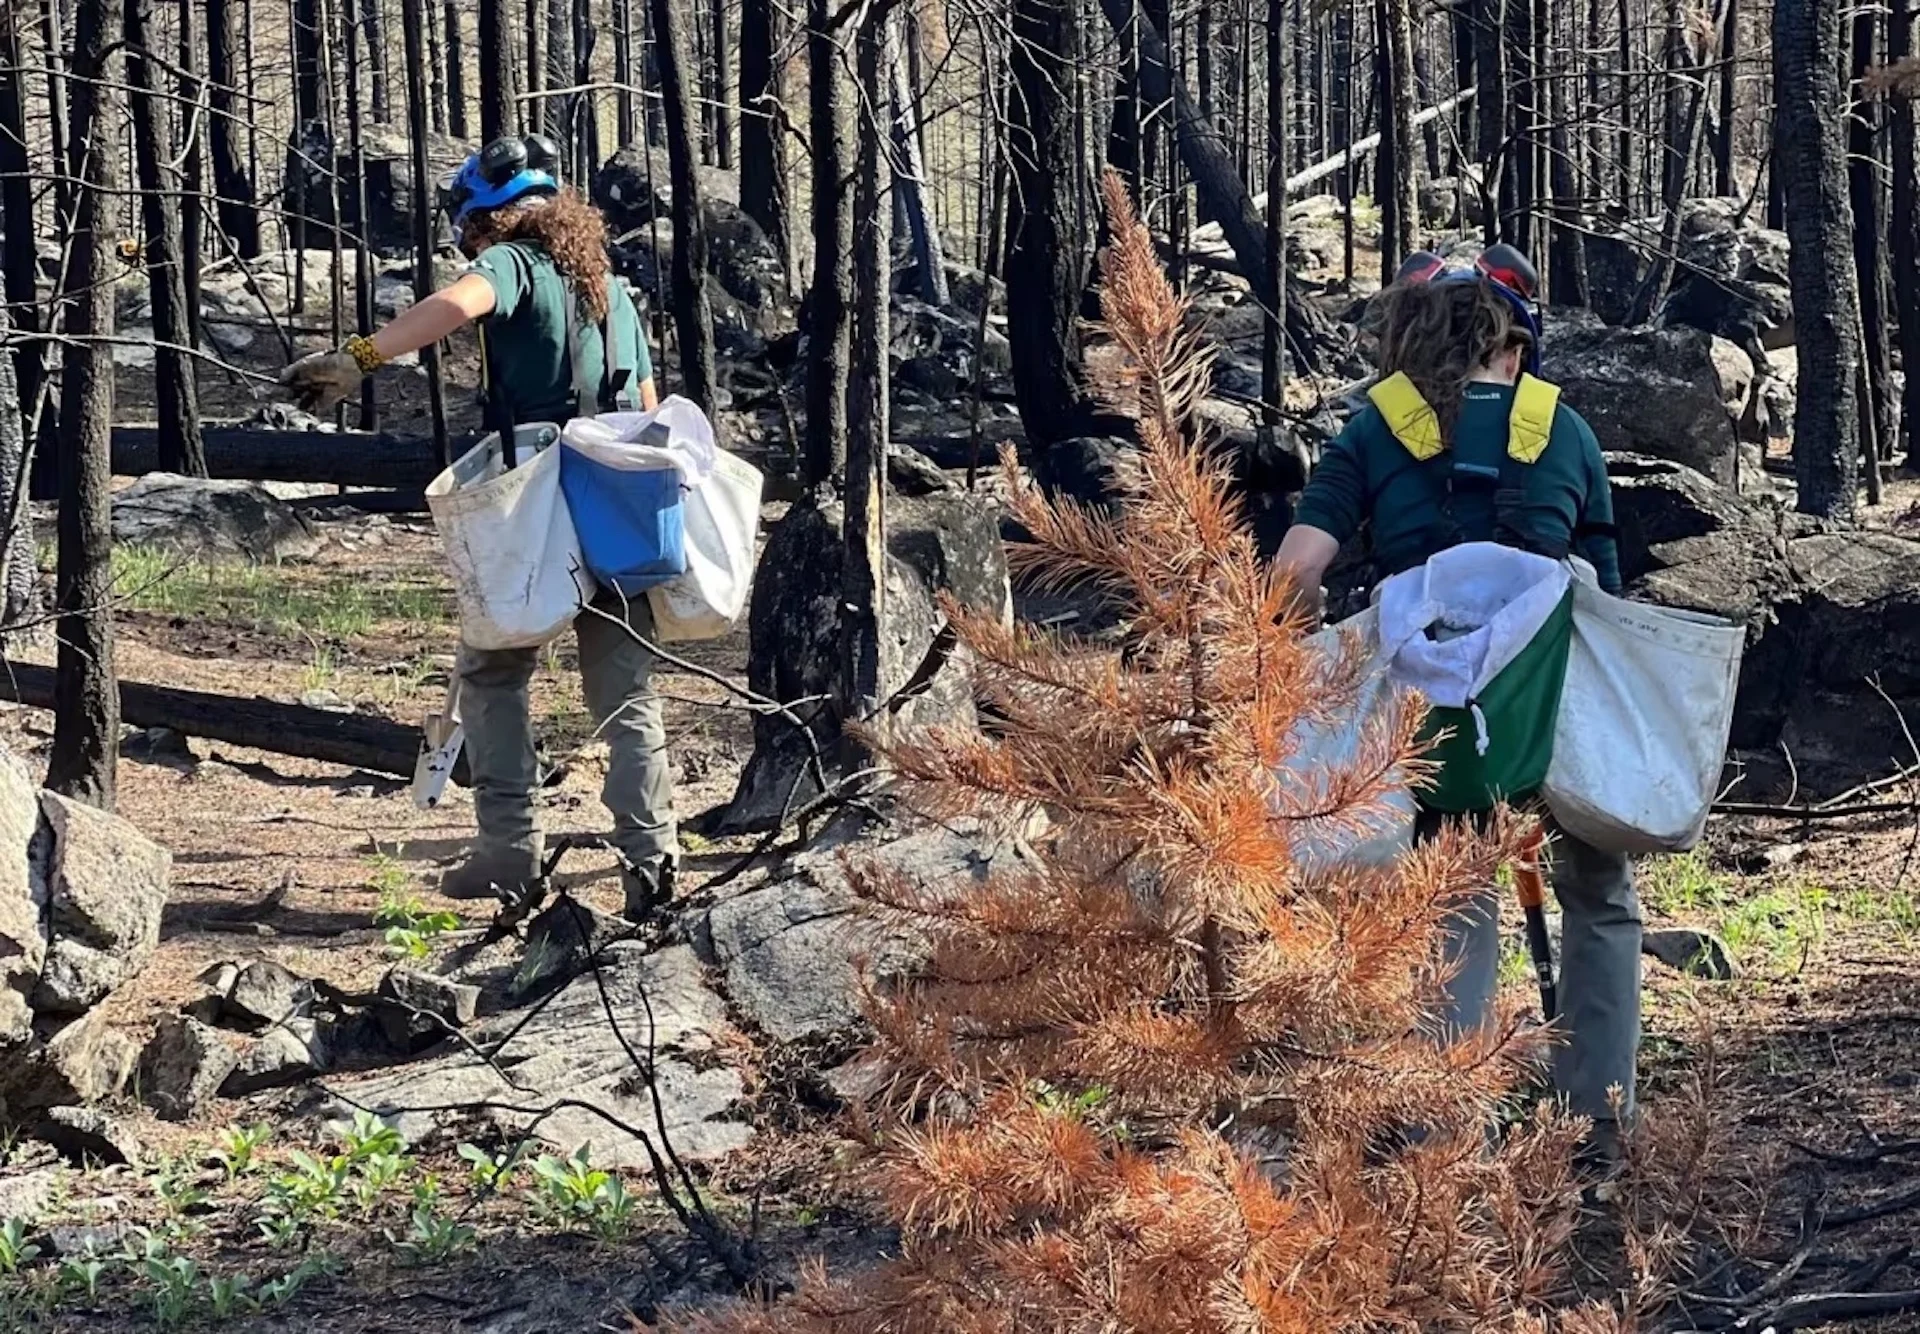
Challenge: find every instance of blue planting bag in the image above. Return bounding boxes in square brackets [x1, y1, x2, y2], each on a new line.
[558, 445, 688, 596]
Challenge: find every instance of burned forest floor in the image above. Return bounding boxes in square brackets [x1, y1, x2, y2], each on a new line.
[1, 249, 1920, 1332]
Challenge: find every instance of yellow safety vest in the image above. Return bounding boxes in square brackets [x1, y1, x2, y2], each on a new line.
[1366, 371, 1563, 465]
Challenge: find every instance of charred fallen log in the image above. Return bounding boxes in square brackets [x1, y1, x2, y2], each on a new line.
[111, 425, 465, 489]
[0, 663, 460, 783]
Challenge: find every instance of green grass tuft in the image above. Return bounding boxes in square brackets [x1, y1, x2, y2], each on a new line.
[110, 547, 450, 640]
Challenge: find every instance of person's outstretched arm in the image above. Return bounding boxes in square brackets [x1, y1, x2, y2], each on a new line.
[279, 273, 498, 414]
[369, 274, 497, 360]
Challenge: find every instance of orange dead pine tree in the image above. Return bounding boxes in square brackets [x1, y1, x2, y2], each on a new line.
[682, 174, 1618, 1334]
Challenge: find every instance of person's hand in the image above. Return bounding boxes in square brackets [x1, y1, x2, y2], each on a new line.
[279, 349, 364, 414]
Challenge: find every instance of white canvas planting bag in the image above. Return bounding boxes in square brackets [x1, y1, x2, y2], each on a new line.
[1543, 562, 1744, 854]
[425, 424, 595, 651]
[1275, 605, 1419, 875]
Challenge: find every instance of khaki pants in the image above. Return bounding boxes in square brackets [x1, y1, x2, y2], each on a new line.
[459, 595, 677, 869]
[1421, 811, 1642, 1129]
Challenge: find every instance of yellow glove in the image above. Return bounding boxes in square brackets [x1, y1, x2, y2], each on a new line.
[279, 336, 383, 414]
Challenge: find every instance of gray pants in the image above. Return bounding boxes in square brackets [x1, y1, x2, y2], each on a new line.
[460, 595, 677, 868]
[1424, 813, 1642, 1129]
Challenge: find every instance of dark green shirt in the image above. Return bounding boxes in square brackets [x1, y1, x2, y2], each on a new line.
[467, 241, 653, 425]
[1294, 382, 1623, 594]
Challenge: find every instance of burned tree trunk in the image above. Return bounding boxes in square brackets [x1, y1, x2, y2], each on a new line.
[127, 0, 205, 477]
[363, 0, 391, 120]
[543, 0, 574, 150]
[40, 0, 73, 227]
[1714, 0, 1739, 195]
[1008, 0, 1092, 454]
[890, 31, 947, 305]
[286, 0, 324, 250]
[1774, 0, 1863, 521]
[444, 2, 469, 138]
[347, 0, 378, 429]
[49, 0, 123, 807]
[0, 14, 47, 449]
[1504, 0, 1537, 252]
[1261, 0, 1285, 415]
[426, 0, 448, 132]
[1894, 0, 1920, 467]
[478, 0, 511, 139]
[571, 0, 596, 179]
[175, 0, 205, 343]
[739, 0, 786, 265]
[613, 0, 636, 143]
[1630, 6, 1717, 325]
[1850, 9, 1895, 482]
[711, 0, 735, 169]
[0, 306, 39, 637]
[842, 10, 891, 741]
[1547, 48, 1589, 308]
[0, 665, 463, 782]
[804, 0, 852, 486]
[1375, 0, 1419, 275]
[204, 0, 260, 256]
[1473, 0, 1507, 241]
[650, 0, 717, 411]
[401, 0, 451, 465]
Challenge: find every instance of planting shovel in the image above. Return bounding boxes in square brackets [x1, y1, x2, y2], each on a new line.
[1514, 823, 1558, 1023]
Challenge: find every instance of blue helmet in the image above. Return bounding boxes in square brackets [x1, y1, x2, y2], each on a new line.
[1394, 244, 1544, 375]
[441, 134, 561, 237]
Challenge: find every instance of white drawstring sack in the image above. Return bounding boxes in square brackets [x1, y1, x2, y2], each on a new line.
[1377, 542, 1576, 812]
[1377, 543, 1572, 726]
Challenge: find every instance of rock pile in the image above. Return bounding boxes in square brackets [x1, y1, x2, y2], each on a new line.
[0, 746, 170, 1129]
[1607, 454, 1920, 797]
[137, 955, 488, 1123]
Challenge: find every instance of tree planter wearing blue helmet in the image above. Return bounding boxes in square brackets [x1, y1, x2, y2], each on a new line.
[280, 135, 681, 923]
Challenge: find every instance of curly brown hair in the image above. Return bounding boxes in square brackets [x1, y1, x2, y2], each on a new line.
[1368, 277, 1529, 443]
[464, 188, 613, 321]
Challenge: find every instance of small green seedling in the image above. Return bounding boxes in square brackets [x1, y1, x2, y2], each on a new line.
[390, 1204, 476, 1265]
[255, 1211, 302, 1251]
[144, 1253, 200, 1328]
[375, 889, 462, 960]
[1030, 1081, 1112, 1120]
[260, 1149, 351, 1229]
[213, 1124, 272, 1180]
[57, 1254, 108, 1303]
[256, 1252, 340, 1308]
[0, 1217, 40, 1272]
[529, 1145, 636, 1238]
[154, 1157, 210, 1220]
[457, 1141, 524, 1194]
[351, 1151, 409, 1216]
[340, 1110, 405, 1163]
[207, 1273, 256, 1319]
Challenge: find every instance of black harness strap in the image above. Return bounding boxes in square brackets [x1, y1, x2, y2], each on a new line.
[1360, 409, 1570, 567]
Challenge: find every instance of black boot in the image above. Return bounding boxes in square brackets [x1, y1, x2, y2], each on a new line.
[620, 857, 678, 924]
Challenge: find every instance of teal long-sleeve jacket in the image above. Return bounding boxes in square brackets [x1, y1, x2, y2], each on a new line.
[1292, 381, 1624, 594]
